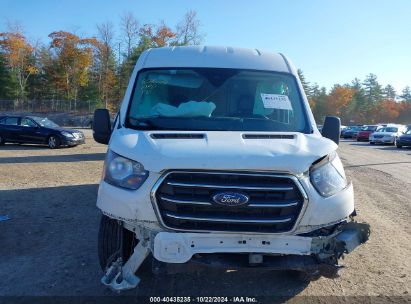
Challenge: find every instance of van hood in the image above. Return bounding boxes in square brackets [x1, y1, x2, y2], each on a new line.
[108, 129, 337, 175]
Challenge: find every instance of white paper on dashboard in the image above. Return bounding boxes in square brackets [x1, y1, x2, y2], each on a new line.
[260, 93, 293, 110]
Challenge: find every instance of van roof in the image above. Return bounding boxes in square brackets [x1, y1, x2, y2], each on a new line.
[140, 46, 292, 73]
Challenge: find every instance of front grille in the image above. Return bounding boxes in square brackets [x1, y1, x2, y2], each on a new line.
[373, 135, 384, 138]
[153, 171, 306, 233]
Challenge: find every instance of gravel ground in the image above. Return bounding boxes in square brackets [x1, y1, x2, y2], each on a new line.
[0, 132, 410, 302]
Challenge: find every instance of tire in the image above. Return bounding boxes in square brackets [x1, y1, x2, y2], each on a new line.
[370, 142, 375, 145]
[47, 135, 60, 149]
[98, 215, 136, 271]
[396, 144, 402, 148]
[0, 135, 5, 146]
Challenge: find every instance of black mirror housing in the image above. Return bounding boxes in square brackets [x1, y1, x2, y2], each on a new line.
[93, 109, 111, 145]
[322, 116, 341, 145]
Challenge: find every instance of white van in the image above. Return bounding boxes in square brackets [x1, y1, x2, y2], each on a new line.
[92, 46, 370, 291]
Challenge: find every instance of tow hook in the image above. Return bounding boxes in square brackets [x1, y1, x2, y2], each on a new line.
[101, 242, 150, 291]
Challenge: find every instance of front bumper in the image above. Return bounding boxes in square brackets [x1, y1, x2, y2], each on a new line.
[357, 134, 370, 141]
[61, 137, 85, 146]
[369, 137, 395, 144]
[397, 139, 411, 146]
[152, 222, 370, 264]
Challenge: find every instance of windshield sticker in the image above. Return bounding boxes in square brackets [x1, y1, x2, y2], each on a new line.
[260, 93, 293, 110]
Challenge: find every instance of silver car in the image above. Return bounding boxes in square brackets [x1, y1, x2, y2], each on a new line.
[369, 125, 407, 145]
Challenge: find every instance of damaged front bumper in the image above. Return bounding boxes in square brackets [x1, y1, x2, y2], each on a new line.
[153, 221, 370, 268]
[101, 221, 370, 291]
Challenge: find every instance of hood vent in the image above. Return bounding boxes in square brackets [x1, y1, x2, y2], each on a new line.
[151, 133, 205, 139]
[242, 134, 295, 139]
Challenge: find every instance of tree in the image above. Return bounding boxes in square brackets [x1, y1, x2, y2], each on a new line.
[0, 53, 17, 100]
[377, 99, 401, 122]
[400, 86, 411, 103]
[96, 22, 117, 109]
[48, 31, 98, 111]
[138, 23, 176, 48]
[383, 84, 396, 100]
[363, 73, 383, 104]
[347, 78, 366, 123]
[174, 10, 204, 45]
[297, 69, 310, 98]
[0, 30, 38, 105]
[120, 12, 139, 59]
[309, 84, 328, 123]
[326, 85, 354, 118]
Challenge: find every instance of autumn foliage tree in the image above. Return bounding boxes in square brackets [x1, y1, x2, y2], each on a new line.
[326, 85, 354, 117]
[0, 31, 37, 105]
[48, 31, 97, 111]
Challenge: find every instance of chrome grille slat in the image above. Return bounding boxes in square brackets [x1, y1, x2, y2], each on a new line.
[160, 195, 212, 206]
[160, 195, 299, 208]
[249, 201, 299, 208]
[152, 171, 306, 233]
[166, 181, 293, 191]
[164, 212, 293, 224]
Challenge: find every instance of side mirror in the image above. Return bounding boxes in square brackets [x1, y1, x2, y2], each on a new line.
[93, 109, 111, 145]
[322, 116, 341, 145]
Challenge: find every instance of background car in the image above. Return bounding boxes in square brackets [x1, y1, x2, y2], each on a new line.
[340, 125, 347, 137]
[357, 125, 382, 142]
[342, 126, 362, 139]
[0, 115, 85, 148]
[369, 125, 407, 145]
[396, 128, 411, 148]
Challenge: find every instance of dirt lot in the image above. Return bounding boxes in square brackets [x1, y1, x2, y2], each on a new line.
[0, 131, 410, 302]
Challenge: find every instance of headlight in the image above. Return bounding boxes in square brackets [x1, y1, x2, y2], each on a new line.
[310, 151, 348, 197]
[103, 150, 149, 190]
[61, 131, 74, 138]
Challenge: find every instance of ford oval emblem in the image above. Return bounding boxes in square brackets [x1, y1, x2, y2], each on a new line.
[212, 192, 250, 207]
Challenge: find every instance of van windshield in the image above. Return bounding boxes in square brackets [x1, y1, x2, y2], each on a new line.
[126, 68, 310, 132]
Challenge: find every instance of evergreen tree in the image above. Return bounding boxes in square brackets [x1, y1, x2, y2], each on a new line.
[0, 53, 17, 99]
[363, 73, 383, 104]
[383, 84, 396, 99]
[297, 69, 310, 98]
[349, 78, 367, 123]
[400, 86, 411, 102]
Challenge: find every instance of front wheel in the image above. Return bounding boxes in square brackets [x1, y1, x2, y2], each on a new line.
[396, 144, 402, 149]
[98, 215, 136, 271]
[48, 135, 60, 149]
[370, 142, 375, 145]
[0, 135, 5, 146]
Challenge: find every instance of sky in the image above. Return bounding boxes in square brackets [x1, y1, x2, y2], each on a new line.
[1, 0, 410, 93]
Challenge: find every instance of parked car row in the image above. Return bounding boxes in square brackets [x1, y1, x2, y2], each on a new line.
[0, 115, 85, 149]
[339, 123, 411, 149]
